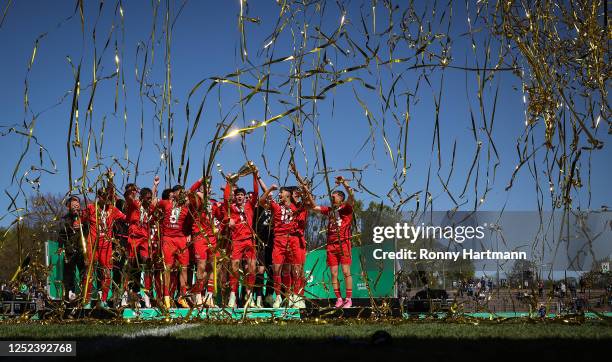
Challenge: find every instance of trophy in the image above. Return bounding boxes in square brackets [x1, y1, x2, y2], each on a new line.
[228, 161, 257, 183]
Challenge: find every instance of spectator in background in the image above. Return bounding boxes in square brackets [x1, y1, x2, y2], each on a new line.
[538, 304, 546, 318]
[560, 282, 567, 298]
[538, 280, 544, 297]
[569, 283, 577, 298]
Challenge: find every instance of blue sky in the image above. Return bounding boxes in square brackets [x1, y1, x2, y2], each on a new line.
[0, 0, 609, 227]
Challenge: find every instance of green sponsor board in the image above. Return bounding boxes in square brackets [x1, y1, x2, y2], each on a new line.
[46, 240, 64, 299]
[122, 308, 300, 320]
[46, 240, 396, 300]
[304, 242, 395, 298]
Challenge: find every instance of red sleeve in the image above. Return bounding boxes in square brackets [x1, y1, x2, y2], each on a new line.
[155, 199, 167, 213]
[319, 205, 330, 215]
[269, 200, 279, 215]
[224, 180, 231, 204]
[250, 173, 259, 208]
[190, 178, 203, 193]
[296, 207, 308, 222]
[219, 196, 230, 223]
[188, 189, 202, 210]
[341, 203, 353, 215]
[113, 206, 127, 222]
[81, 205, 90, 223]
[213, 202, 223, 221]
[126, 198, 139, 213]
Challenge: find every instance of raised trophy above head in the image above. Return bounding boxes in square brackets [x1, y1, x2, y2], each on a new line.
[228, 161, 257, 183]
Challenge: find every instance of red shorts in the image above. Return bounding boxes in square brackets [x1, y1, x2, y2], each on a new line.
[192, 235, 217, 261]
[86, 237, 113, 269]
[231, 238, 256, 261]
[290, 235, 306, 265]
[326, 241, 352, 266]
[128, 236, 150, 260]
[272, 235, 300, 265]
[162, 236, 190, 267]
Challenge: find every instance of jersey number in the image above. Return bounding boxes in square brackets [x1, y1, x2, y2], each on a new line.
[281, 207, 293, 223]
[169, 207, 181, 224]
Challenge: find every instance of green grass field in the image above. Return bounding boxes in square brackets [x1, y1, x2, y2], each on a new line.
[0, 320, 611, 361]
[1, 321, 611, 339]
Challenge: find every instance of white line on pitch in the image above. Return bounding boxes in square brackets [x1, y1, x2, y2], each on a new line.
[123, 323, 199, 339]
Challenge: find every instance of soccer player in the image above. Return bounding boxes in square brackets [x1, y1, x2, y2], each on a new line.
[258, 181, 302, 308]
[156, 184, 193, 308]
[124, 176, 160, 308]
[308, 176, 355, 308]
[57, 195, 86, 302]
[149, 188, 172, 306]
[189, 177, 222, 307]
[288, 163, 312, 308]
[112, 197, 129, 307]
[223, 167, 259, 308]
[81, 169, 127, 308]
[252, 192, 274, 308]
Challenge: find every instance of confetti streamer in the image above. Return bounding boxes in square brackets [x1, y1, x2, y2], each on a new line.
[0, 0, 609, 323]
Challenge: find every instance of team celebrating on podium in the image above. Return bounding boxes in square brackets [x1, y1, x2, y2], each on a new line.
[56, 162, 356, 310]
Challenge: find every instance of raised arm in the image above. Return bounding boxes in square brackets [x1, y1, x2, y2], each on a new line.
[300, 182, 320, 212]
[223, 178, 232, 205]
[336, 176, 355, 206]
[187, 177, 205, 210]
[105, 168, 117, 205]
[298, 183, 315, 210]
[257, 174, 269, 194]
[289, 162, 318, 210]
[151, 175, 160, 207]
[250, 169, 259, 207]
[290, 162, 308, 187]
[114, 206, 127, 222]
[189, 177, 203, 193]
[258, 184, 277, 209]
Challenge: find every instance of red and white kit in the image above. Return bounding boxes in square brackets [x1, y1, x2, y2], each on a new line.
[156, 199, 192, 267]
[319, 203, 353, 266]
[81, 203, 126, 301]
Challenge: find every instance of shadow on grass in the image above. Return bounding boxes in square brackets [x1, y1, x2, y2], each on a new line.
[4, 335, 611, 361]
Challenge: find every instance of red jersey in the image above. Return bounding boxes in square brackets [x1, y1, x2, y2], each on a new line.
[156, 199, 192, 238]
[292, 202, 308, 237]
[81, 203, 126, 240]
[125, 198, 154, 240]
[189, 179, 223, 238]
[319, 203, 353, 243]
[223, 175, 259, 241]
[192, 198, 223, 238]
[269, 200, 295, 236]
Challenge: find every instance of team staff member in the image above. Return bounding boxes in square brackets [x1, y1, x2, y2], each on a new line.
[57, 195, 86, 302]
[252, 196, 274, 308]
